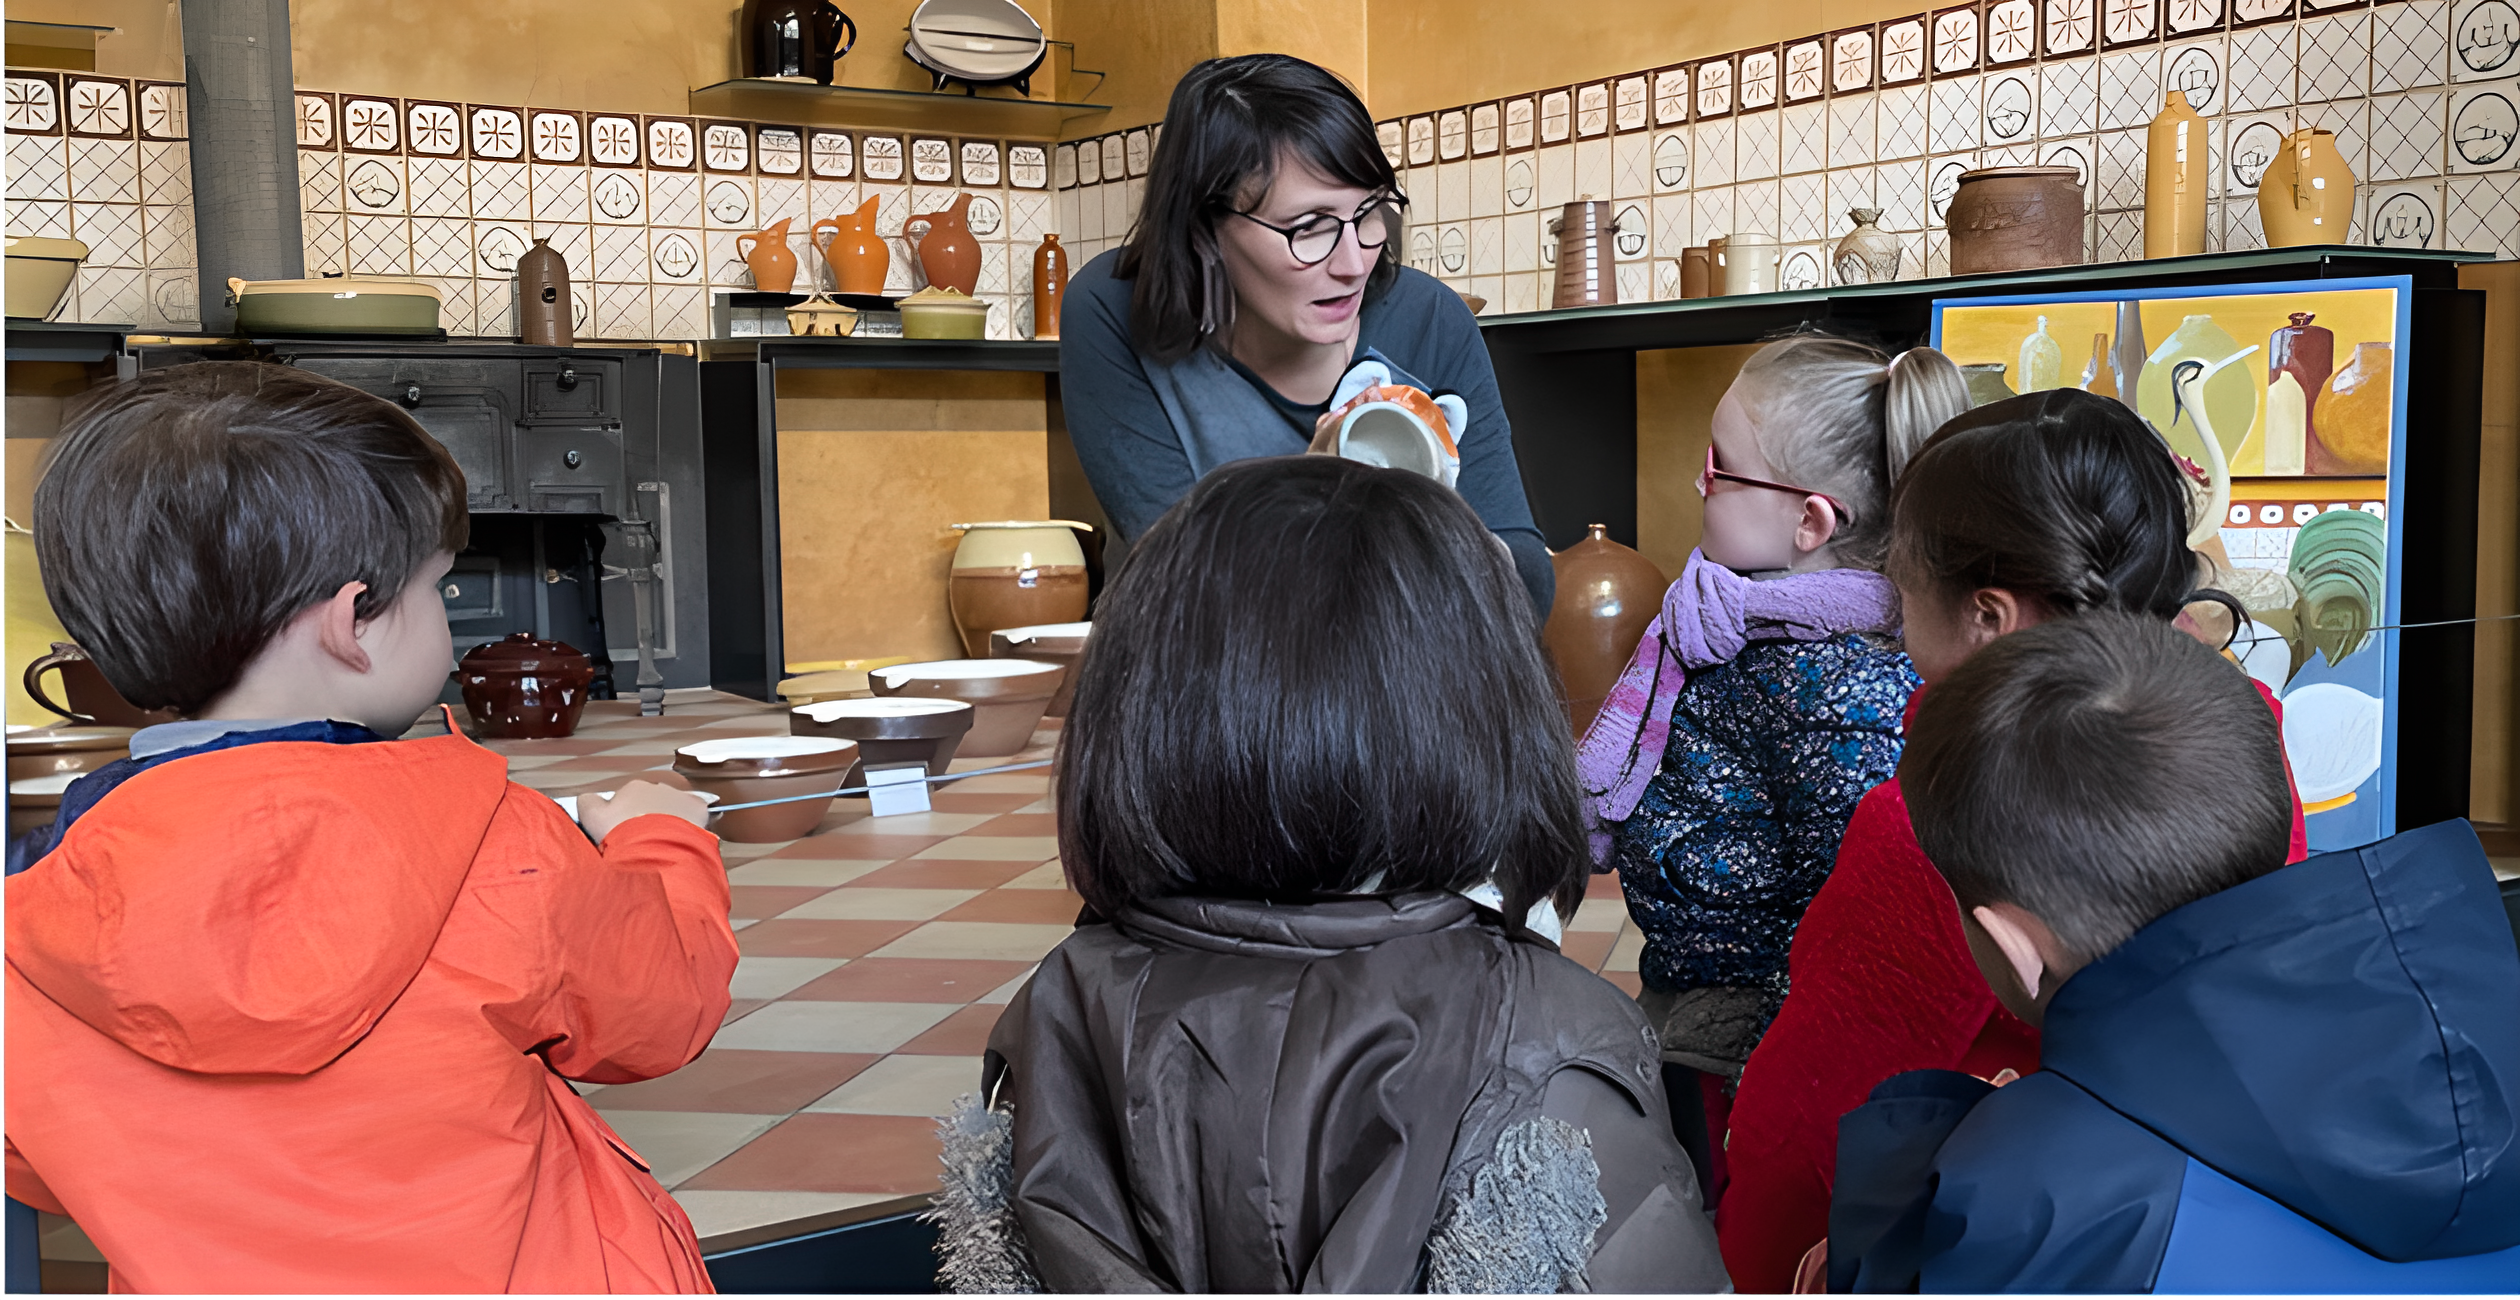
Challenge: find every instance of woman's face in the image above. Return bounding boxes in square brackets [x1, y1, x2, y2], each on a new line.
[1215, 152, 1384, 349]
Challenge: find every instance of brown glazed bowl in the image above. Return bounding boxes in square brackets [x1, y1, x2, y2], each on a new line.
[7, 724, 134, 783]
[453, 633, 596, 739]
[868, 659, 1063, 757]
[986, 622, 1090, 718]
[672, 735, 858, 842]
[790, 696, 974, 787]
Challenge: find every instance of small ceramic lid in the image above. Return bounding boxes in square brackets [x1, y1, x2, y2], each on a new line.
[899, 286, 990, 314]
[458, 632, 593, 676]
[6, 724, 136, 754]
[9, 772, 82, 799]
[792, 696, 976, 740]
[674, 734, 858, 778]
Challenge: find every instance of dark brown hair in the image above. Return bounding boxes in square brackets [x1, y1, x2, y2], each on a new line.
[1888, 388, 2198, 617]
[1116, 54, 1401, 362]
[1904, 611, 2293, 964]
[1056, 456, 1587, 926]
[34, 361, 469, 716]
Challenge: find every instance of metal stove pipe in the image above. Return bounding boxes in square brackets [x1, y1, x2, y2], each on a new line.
[183, 0, 303, 334]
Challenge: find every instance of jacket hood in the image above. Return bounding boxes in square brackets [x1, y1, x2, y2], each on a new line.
[2043, 819, 2520, 1262]
[7, 733, 510, 1075]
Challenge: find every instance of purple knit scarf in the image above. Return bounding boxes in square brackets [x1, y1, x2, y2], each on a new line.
[1575, 550, 1902, 863]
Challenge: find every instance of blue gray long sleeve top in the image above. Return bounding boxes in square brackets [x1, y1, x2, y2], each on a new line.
[1056, 251, 1554, 614]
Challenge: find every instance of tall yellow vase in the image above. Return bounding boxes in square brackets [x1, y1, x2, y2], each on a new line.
[2144, 91, 2209, 259]
[2258, 128, 2355, 247]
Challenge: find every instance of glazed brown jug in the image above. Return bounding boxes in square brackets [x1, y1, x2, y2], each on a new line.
[22, 642, 177, 728]
[814, 194, 890, 296]
[1543, 525, 1668, 736]
[1031, 233, 1067, 339]
[912, 193, 981, 296]
[739, 217, 800, 293]
[517, 237, 574, 347]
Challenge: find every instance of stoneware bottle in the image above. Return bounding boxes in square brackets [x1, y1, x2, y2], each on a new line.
[1543, 525, 1667, 737]
[738, 217, 800, 294]
[2258, 127, 2354, 247]
[517, 237, 573, 347]
[814, 194, 889, 296]
[2264, 312, 2334, 476]
[2017, 315, 2064, 392]
[913, 192, 981, 296]
[2144, 90, 2209, 259]
[1031, 233, 1067, 339]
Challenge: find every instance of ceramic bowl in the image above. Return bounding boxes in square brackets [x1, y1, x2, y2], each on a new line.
[672, 735, 858, 842]
[868, 658, 1062, 757]
[898, 286, 990, 339]
[6, 724, 134, 783]
[9, 771, 79, 837]
[791, 696, 975, 786]
[6, 236, 86, 320]
[987, 622, 1089, 718]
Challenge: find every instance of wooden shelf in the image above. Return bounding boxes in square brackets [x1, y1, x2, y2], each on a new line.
[688, 79, 1107, 138]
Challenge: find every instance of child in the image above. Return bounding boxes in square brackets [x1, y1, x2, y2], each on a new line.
[930, 456, 1730, 1294]
[1827, 612, 2520, 1291]
[1577, 333, 1968, 1175]
[5, 363, 735, 1292]
[1718, 388, 2309, 1292]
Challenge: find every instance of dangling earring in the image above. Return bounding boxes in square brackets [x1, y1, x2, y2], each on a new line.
[1199, 255, 1233, 338]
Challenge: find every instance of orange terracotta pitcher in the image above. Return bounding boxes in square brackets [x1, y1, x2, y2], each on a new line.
[737, 217, 799, 293]
[910, 192, 981, 296]
[813, 195, 890, 296]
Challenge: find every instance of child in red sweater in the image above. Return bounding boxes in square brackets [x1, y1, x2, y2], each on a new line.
[1716, 389, 2306, 1292]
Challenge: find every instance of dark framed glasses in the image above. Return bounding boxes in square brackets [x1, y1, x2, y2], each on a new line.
[1697, 444, 1853, 525]
[1227, 194, 1406, 266]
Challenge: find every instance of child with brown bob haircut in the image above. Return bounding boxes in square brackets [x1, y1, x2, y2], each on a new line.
[6, 362, 735, 1292]
[1827, 612, 2520, 1292]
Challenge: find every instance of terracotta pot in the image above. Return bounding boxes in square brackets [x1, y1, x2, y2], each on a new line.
[2144, 90, 2210, 259]
[911, 192, 981, 295]
[1543, 525, 1667, 736]
[1679, 246, 1712, 299]
[1946, 166, 2084, 274]
[1549, 200, 1619, 308]
[2313, 342, 2392, 475]
[451, 632, 595, 739]
[739, 217, 800, 293]
[675, 735, 857, 842]
[2258, 128, 2354, 248]
[987, 621, 1089, 717]
[814, 194, 890, 296]
[948, 521, 1091, 657]
[1831, 208, 1903, 284]
[517, 237, 574, 347]
[7, 724, 132, 783]
[21, 643, 177, 728]
[790, 695, 973, 786]
[869, 659, 1063, 757]
[1032, 233, 1067, 339]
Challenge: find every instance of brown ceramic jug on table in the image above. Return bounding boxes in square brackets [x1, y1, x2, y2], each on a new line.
[1031, 233, 1068, 339]
[1543, 526, 1667, 736]
[451, 632, 595, 739]
[910, 192, 981, 296]
[814, 195, 890, 296]
[739, 217, 800, 293]
[22, 642, 177, 728]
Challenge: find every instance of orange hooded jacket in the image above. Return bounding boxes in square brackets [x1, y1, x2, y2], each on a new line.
[5, 728, 737, 1293]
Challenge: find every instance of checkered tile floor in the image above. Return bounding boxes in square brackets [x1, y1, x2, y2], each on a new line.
[481, 693, 1645, 1246]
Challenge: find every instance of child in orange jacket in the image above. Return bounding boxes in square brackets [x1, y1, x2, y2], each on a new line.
[6, 362, 736, 1293]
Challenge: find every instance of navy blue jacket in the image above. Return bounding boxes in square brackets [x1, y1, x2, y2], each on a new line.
[1828, 819, 2520, 1292]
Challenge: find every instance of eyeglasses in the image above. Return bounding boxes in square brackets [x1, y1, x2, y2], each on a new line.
[1697, 444, 1853, 525]
[1227, 195, 1406, 266]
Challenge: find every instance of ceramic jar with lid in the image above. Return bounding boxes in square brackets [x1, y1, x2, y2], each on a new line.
[674, 735, 858, 842]
[1543, 525, 1667, 736]
[452, 632, 596, 739]
[870, 659, 1064, 756]
[1945, 166, 2085, 274]
[948, 521, 1091, 657]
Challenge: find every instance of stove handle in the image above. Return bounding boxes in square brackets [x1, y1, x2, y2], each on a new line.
[398, 383, 422, 408]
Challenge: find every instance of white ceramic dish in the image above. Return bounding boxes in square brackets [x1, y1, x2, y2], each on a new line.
[2280, 681, 2385, 805]
[792, 697, 972, 723]
[871, 659, 1060, 686]
[676, 735, 856, 764]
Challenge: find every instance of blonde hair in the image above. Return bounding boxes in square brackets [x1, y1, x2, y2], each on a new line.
[1729, 333, 1971, 570]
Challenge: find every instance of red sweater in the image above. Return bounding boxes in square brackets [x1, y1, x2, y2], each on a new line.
[1715, 682, 2307, 1293]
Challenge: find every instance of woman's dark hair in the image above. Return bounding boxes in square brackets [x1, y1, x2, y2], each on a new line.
[1117, 54, 1401, 362]
[35, 361, 469, 716]
[1888, 388, 2198, 619]
[1057, 456, 1587, 926]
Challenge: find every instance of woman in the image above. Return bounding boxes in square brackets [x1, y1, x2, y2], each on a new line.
[1058, 54, 1554, 614]
[927, 456, 1727, 1294]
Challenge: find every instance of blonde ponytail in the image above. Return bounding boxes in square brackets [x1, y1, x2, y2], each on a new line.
[1883, 347, 1971, 483]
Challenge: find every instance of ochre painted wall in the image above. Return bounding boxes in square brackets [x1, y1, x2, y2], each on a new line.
[1217, 0, 1366, 100]
[9, 0, 184, 82]
[2462, 262, 2518, 833]
[1052, 0, 1216, 133]
[1634, 344, 1756, 581]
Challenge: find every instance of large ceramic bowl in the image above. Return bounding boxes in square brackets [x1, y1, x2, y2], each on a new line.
[6, 723, 133, 783]
[5, 236, 86, 320]
[898, 286, 989, 339]
[868, 658, 1062, 757]
[672, 735, 858, 842]
[987, 622, 1089, 718]
[790, 696, 974, 786]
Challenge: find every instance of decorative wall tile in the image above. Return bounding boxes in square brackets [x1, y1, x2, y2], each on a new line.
[644, 117, 694, 170]
[346, 155, 406, 214]
[1986, 70, 2040, 140]
[342, 97, 400, 153]
[1577, 134, 1613, 196]
[2165, 38, 2229, 114]
[2039, 55, 2102, 133]
[1656, 69, 1692, 123]
[2105, 0, 2163, 46]
[592, 168, 646, 223]
[1737, 107, 1782, 179]
[1504, 154, 1539, 210]
[457, 107, 520, 162]
[2368, 178, 2445, 243]
[408, 101, 464, 157]
[1786, 40, 1829, 101]
[473, 160, 531, 221]
[5, 134, 64, 201]
[147, 269, 197, 325]
[1099, 135, 1125, 181]
[69, 201, 140, 265]
[1126, 128, 1151, 175]
[1578, 83, 1613, 135]
[1612, 201, 1650, 257]
[1781, 245, 1827, 288]
[1507, 97, 1537, 148]
[910, 136, 952, 182]
[651, 229, 703, 281]
[1934, 74, 1987, 151]
[2373, 2, 2451, 92]
[295, 93, 335, 148]
[1880, 156, 1933, 227]
[2234, 0, 2295, 26]
[1738, 176, 1782, 235]
[2227, 23, 2299, 110]
[1989, 0, 2042, 60]
[346, 213, 411, 274]
[1883, 19, 1931, 82]
[64, 77, 132, 138]
[1615, 131, 1654, 195]
[5, 197, 71, 240]
[1783, 101, 1829, 172]
[67, 137, 138, 202]
[2043, 135, 2098, 187]
[591, 221, 649, 282]
[1929, 154, 1976, 221]
[2097, 125, 2150, 203]
[1934, 6, 1985, 74]
[704, 175, 756, 227]
[1741, 48, 1783, 108]
[1616, 77, 1650, 131]
[2452, 0, 2520, 79]
[1473, 103, 1504, 154]
[1880, 83, 1933, 156]
[2229, 113, 2290, 189]
[1441, 109, 1470, 158]
[1697, 116, 1737, 185]
[411, 215, 473, 276]
[2447, 77, 2520, 167]
[2296, 12, 2374, 101]
[1008, 143, 1045, 188]
[1697, 60, 1737, 118]
[2310, 96, 2373, 178]
[2445, 170, 2520, 251]
[863, 135, 903, 181]
[2100, 46, 2166, 126]
[1377, 120, 1404, 165]
[758, 128, 804, 176]
[139, 140, 190, 205]
[8, 73, 62, 133]
[1694, 183, 1736, 239]
[2167, 0, 2227, 36]
[2049, 0, 2102, 53]
[532, 162, 589, 222]
[1653, 192, 1692, 254]
[1836, 29, 1879, 91]
[529, 111, 582, 163]
[1831, 93, 1880, 167]
[587, 114, 640, 167]
[1824, 166, 1879, 229]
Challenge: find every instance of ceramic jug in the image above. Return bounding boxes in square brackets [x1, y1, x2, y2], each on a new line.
[1031, 233, 1067, 340]
[910, 192, 981, 296]
[739, 217, 800, 294]
[2144, 90, 2210, 259]
[21, 642, 176, 728]
[2017, 315, 2064, 393]
[2313, 342, 2392, 475]
[1679, 246, 1712, 298]
[1832, 208, 1903, 284]
[1543, 526, 1667, 736]
[948, 522, 1092, 657]
[741, 0, 858, 84]
[2257, 128, 2354, 248]
[1549, 199, 1620, 307]
[2263, 312, 2334, 476]
[1322, 359, 1465, 487]
[1713, 232, 1782, 296]
[814, 195, 890, 296]
[517, 237, 573, 346]
[2138, 314, 2257, 472]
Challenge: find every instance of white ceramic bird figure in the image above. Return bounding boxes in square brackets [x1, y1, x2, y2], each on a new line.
[2168, 345, 2259, 548]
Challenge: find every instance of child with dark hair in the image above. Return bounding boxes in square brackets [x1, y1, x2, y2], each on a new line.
[927, 455, 1729, 1294]
[1717, 387, 2308, 1291]
[1827, 612, 2520, 1291]
[6, 362, 733, 1292]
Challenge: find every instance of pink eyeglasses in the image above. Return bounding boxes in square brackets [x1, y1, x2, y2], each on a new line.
[1697, 444, 1853, 525]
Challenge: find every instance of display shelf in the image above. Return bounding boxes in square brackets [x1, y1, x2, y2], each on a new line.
[688, 79, 1108, 136]
[5, 319, 128, 363]
[702, 335, 1059, 371]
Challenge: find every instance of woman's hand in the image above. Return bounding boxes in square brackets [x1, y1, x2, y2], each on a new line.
[580, 779, 712, 845]
[1308, 407, 1342, 455]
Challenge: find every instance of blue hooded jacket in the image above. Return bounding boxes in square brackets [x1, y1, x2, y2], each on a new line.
[1828, 819, 2520, 1292]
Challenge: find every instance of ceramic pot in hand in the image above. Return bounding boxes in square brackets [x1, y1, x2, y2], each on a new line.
[790, 695, 973, 786]
[869, 659, 1063, 757]
[1543, 525, 1667, 736]
[1324, 370, 1465, 488]
[452, 632, 595, 739]
[674, 735, 857, 842]
[948, 521, 1091, 657]
[21, 643, 176, 728]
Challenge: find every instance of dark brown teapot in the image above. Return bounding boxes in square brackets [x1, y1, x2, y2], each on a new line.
[742, 0, 859, 84]
[452, 633, 594, 739]
[22, 642, 179, 728]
